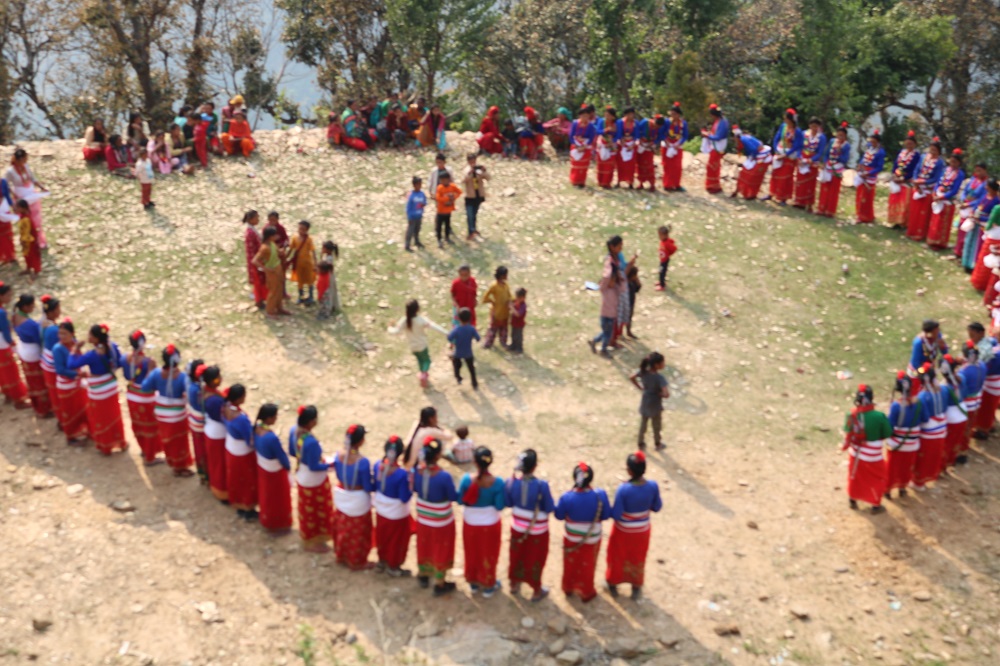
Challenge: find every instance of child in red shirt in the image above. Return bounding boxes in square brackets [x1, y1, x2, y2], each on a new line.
[509, 288, 527, 353]
[450, 264, 478, 326]
[656, 225, 677, 291]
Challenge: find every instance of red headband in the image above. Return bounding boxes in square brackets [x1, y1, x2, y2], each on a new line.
[297, 405, 306, 416]
[577, 462, 589, 473]
[786, 108, 796, 116]
[857, 384, 868, 392]
[967, 340, 975, 349]
[99, 323, 109, 334]
[40, 294, 52, 304]
[634, 451, 646, 463]
[953, 148, 963, 156]
[906, 130, 915, 138]
[932, 136, 940, 143]
[896, 370, 906, 380]
[840, 121, 849, 129]
[709, 103, 718, 110]
[195, 363, 208, 378]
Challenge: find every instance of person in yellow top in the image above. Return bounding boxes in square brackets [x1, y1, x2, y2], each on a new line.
[289, 220, 317, 305]
[16, 200, 41, 279]
[481, 265, 513, 350]
[252, 227, 289, 317]
[434, 172, 463, 248]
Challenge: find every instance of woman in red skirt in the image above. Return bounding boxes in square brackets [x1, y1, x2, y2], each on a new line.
[253, 403, 292, 534]
[506, 449, 554, 602]
[458, 446, 505, 597]
[887, 131, 920, 227]
[11, 294, 50, 416]
[731, 129, 771, 200]
[568, 111, 596, 188]
[816, 123, 851, 218]
[842, 385, 890, 512]
[906, 139, 944, 240]
[606, 452, 662, 600]
[555, 462, 611, 602]
[142, 344, 194, 477]
[374, 436, 414, 575]
[763, 109, 803, 205]
[67, 324, 127, 455]
[926, 149, 966, 249]
[185, 360, 208, 482]
[52, 321, 89, 445]
[243, 210, 267, 309]
[854, 130, 886, 224]
[701, 104, 728, 194]
[413, 437, 458, 596]
[39, 295, 61, 418]
[332, 424, 375, 569]
[659, 104, 688, 192]
[201, 366, 229, 501]
[223, 384, 258, 520]
[913, 364, 950, 489]
[123, 330, 161, 465]
[595, 128, 618, 189]
[635, 119, 657, 191]
[792, 117, 826, 211]
[939, 355, 969, 470]
[0, 284, 30, 410]
[292, 405, 335, 552]
[884, 373, 921, 500]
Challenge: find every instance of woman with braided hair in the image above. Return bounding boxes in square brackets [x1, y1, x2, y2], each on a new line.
[841, 384, 890, 513]
[184, 359, 208, 482]
[67, 323, 127, 455]
[884, 372, 921, 500]
[38, 295, 61, 418]
[11, 293, 47, 416]
[913, 363, 953, 489]
[123, 331, 160, 464]
[555, 462, 610, 602]
[253, 403, 292, 534]
[223, 384, 258, 520]
[373, 435, 414, 576]
[141, 344, 194, 476]
[412, 436, 458, 596]
[201, 366, 228, 501]
[458, 446, 505, 598]
[606, 451, 662, 600]
[939, 354, 970, 471]
[290, 405, 334, 552]
[956, 341, 986, 463]
[505, 448, 554, 602]
[332, 424, 375, 569]
[53, 320, 89, 445]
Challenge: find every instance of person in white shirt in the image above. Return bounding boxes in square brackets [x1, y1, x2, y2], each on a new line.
[388, 299, 448, 388]
[428, 153, 454, 195]
[134, 148, 155, 210]
[4, 149, 48, 248]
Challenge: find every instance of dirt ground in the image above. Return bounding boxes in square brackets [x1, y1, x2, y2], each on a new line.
[1, 130, 999, 666]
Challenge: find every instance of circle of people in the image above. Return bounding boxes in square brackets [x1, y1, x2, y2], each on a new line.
[0, 285, 667, 604]
[841, 317, 1000, 514]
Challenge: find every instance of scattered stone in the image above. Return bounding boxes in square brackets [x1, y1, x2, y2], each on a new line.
[502, 187, 516, 197]
[521, 617, 535, 629]
[784, 629, 795, 639]
[960, 624, 971, 637]
[713, 624, 740, 637]
[834, 566, 850, 574]
[942, 636, 957, 645]
[110, 500, 136, 513]
[555, 650, 582, 665]
[345, 633, 358, 645]
[657, 636, 680, 649]
[32, 618, 52, 632]
[414, 619, 442, 638]
[66, 484, 84, 496]
[547, 638, 566, 656]
[815, 631, 834, 651]
[31, 475, 54, 490]
[194, 601, 223, 623]
[330, 623, 349, 640]
[738, 480, 749, 487]
[912, 590, 933, 602]
[25, 440, 42, 447]
[758, 594, 770, 602]
[547, 618, 568, 636]
[790, 606, 811, 621]
[746, 520, 759, 530]
[606, 636, 642, 658]
[610, 660, 629, 666]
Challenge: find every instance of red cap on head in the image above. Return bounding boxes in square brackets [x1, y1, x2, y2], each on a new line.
[953, 148, 963, 156]
[840, 121, 849, 129]
[297, 405, 306, 416]
[634, 451, 646, 463]
[165, 343, 176, 355]
[858, 383, 868, 392]
[786, 108, 796, 116]
[347, 424, 358, 434]
[709, 103, 718, 110]
[578, 462, 589, 473]
[672, 101, 681, 108]
[906, 130, 915, 138]
[40, 294, 52, 303]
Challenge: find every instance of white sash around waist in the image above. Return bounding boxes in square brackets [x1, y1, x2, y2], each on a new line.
[963, 395, 982, 411]
[565, 519, 603, 544]
[187, 407, 205, 431]
[257, 453, 284, 473]
[334, 486, 371, 517]
[86, 373, 119, 401]
[463, 505, 500, 527]
[204, 416, 226, 439]
[511, 506, 549, 534]
[16, 341, 40, 362]
[41, 348, 54, 372]
[225, 433, 253, 456]
[373, 492, 411, 520]
[945, 404, 968, 424]
[296, 466, 328, 488]
[154, 395, 186, 422]
[56, 374, 80, 390]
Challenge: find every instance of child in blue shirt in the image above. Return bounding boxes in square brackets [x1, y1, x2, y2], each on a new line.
[405, 176, 427, 252]
[447, 307, 480, 389]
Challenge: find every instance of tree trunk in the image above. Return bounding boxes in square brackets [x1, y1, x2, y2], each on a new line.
[611, 33, 630, 105]
[184, 0, 210, 106]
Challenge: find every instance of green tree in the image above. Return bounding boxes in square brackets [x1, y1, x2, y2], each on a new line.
[585, 0, 655, 106]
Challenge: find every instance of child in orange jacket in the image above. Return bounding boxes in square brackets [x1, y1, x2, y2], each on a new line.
[434, 172, 463, 248]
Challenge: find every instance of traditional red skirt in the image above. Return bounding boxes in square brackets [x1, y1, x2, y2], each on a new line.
[569, 148, 592, 186]
[334, 510, 374, 569]
[56, 379, 89, 440]
[617, 154, 636, 186]
[478, 132, 503, 155]
[562, 538, 600, 601]
[913, 436, 943, 486]
[0, 347, 28, 403]
[816, 176, 842, 218]
[884, 449, 916, 492]
[416, 521, 456, 579]
[463, 520, 502, 587]
[206, 433, 228, 500]
[605, 525, 650, 587]
[768, 159, 795, 201]
[855, 183, 876, 223]
[509, 529, 549, 592]
[258, 465, 293, 532]
[42, 364, 59, 417]
[126, 385, 160, 461]
[661, 147, 683, 190]
[226, 451, 258, 510]
[20, 359, 51, 416]
[636, 150, 655, 188]
[943, 422, 967, 468]
[596, 156, 616, 188]
[971, 238, 1000, 291]
[158, 419, 192, 470]
[705, 150, 723, 193]
[298, 479, 335, 546]
[847, 456, 887, 505]
[376, 515, 414, 569]
[736, 162, 768, 199]
[976, 391, 1000, 433]
[887, 185, 911, 225]
[926, 203, 956, 248]
[86, 391, 127, 455]
[0, 224, 15, 263]
[906, 195, 932, 240]
[792, 165, 818, 210]
[963, 408, 979, 443]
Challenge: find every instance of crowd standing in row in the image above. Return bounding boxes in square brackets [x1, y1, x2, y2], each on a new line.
[0, 285, 664, 602]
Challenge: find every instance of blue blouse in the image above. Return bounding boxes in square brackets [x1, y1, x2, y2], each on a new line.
[255, 429, 291, 470]
[457, 474, 505, 509]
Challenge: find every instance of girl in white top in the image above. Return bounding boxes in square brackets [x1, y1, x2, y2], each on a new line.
[4, 149, 48, 249]
[388, 299, 448, 388]
[134, 148, 154, 210]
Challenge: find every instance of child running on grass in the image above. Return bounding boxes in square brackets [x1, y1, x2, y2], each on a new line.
[389, 300, 448, 388]
[656, 225, 677, 291]
[289, 220, 317, 305]
[481, 266, 512, 350]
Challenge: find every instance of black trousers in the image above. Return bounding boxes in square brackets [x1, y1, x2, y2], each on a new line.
[435, 213, 452, 242]
[452, 356, 477, 388]
[659, 259, 670, 287]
